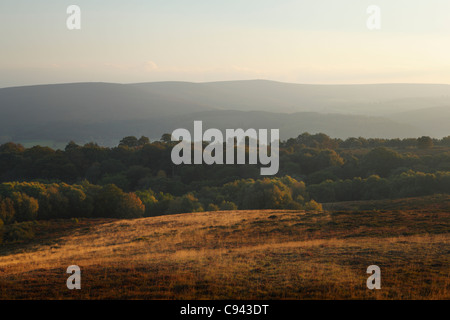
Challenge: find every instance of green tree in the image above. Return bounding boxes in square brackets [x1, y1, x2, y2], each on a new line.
[138, 136, 151, 146]
[136, 189, 159, 216]
[207, 203, 219, 211]
[219, 201, 237, 210]
[0, 197, 15, 224]
[93, 184, 125, 217]
[307, 180, 336, 203]
[167, 193, 203, 214]
[160, 133, 173, 143]
[119, 136, 139, 148]
[117, 193, 145, 218]
[12, 193, 39, 222]
[305, 199, 323, 211]
[362, 147, 403, 177]
[417, 136, 433, 149]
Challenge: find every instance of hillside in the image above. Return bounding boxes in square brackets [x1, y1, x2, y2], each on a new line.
[2, 80, 450, 146]
[1, 195, 449, 299]
[390, 105, 450, 139]
[149, 110, 421, 141]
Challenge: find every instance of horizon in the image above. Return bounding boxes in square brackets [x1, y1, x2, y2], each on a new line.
[2, 78, 450, 90]
[2, 1, 450, 87]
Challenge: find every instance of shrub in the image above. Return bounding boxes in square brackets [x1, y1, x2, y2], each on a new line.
[219, 201, 238, 211]
[305, 200, 323, 212]
[207, 203, 219, 211]
[0, 197, 15, 224]
[4, 222, 35, 242]
[118, 193, 145, 218]
[167, 194, 204, 214]
[12, 193, 39, 222]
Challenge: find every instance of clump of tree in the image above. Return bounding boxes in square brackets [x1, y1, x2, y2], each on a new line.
[307, 171, 450, 202]
[3, 222, 35, 243]
[0, 181, 145, 225]
[1, 133, 450, 198]
[417, 136, 434, 149]
[0, 175, 323, 232]
[192, 176, 321, 212]
[1, 131, 450, 233]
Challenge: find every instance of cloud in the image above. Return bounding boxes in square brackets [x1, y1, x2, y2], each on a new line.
[144, 60, 158, 71]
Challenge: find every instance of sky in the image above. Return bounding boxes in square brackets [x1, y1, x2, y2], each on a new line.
[1, 0, 450, 87]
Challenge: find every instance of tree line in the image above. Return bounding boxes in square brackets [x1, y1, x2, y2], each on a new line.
[1, 131, 450, 232]
[1, 133, 450, 196]
[308, 170, 450, 202]
[0, 176, 321, 243]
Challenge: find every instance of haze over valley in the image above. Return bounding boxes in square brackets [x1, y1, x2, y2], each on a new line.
[1, 80, 450, 146]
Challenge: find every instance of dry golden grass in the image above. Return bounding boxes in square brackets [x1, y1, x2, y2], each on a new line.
[0, 202, 449, 299]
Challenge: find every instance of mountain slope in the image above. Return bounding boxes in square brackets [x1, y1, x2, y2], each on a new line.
[1, 110, 421, 146]
[0, 82, 217, 126]
[132, 80, 450, 115]
[1, 80, 449, 145]
[389, 105, 450, 138]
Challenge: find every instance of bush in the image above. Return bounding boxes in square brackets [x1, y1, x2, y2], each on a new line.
[305, 200, 323, 212]
[219, 201, 238, 211]
[207, 203, 219, 211]
[12, 193, 39, 222]
[167, 194, 204, 214]
[118, 193, 145, 218]
[4, 222, 35, 242]
[0, 197, 15, 224]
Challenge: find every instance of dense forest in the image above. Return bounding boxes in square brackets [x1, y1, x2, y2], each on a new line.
[1, 132, 450, 242]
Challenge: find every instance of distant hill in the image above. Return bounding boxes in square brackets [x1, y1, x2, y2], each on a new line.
[0, 109, 421, 146]
[389, 105, 450, 138]
[1, 80, 449, 146]
[131, 80, 450, 115]
[160, 110, 421, 141]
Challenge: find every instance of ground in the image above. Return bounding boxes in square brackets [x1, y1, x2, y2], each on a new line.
[0, 195, 449, 299]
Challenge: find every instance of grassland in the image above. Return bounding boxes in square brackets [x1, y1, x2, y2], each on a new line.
[0, 195, 449, 299]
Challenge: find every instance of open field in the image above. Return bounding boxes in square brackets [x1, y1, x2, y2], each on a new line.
[0, 195, 449, 300]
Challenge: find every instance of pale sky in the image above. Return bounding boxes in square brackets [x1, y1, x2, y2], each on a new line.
[1, 0, 450, 87]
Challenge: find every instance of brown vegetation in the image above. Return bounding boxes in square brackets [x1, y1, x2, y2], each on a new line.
[0, 195, 449, 299]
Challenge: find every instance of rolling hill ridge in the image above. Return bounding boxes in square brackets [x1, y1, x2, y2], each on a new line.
[1, 80, 449, 146]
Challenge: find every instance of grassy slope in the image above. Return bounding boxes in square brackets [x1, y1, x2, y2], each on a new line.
[0, 195, 449, 299]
